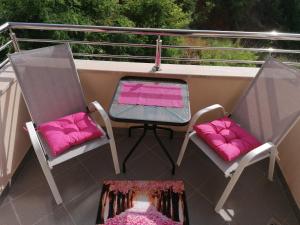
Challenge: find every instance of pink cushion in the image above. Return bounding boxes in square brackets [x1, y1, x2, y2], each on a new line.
[38, 112, 103, 156]
[193, 117, 261, 161]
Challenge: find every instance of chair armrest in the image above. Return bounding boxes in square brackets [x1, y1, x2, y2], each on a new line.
[26, 121, 49, 164]
[187, 104, 226, 132]
[88, 101, 114, 139]
[239, 142, 275, 168]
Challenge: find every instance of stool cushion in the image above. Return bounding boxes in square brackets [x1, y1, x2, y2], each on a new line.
[38, 112, 103, 156]
[194, 117, 261, 161]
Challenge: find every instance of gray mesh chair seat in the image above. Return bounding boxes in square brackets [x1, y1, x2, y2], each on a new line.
[177, 58, 300, 213]
[9, 44, 120, 204]
[189, 134, 271, 176]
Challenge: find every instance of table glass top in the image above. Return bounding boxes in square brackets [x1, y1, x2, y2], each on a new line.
[109, 76, 191, 125]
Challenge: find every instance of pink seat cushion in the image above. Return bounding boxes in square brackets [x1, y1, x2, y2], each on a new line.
[193, 117, 261, 161]
[38, 112, 103, 156]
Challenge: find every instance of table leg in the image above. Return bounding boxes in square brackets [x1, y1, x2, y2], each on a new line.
[123, 124, 175, 174]
[155, 126, 174, 139]
[128, 125, 146, 137]
[153, 125, 175, 174]
[123, 124, 148, 173]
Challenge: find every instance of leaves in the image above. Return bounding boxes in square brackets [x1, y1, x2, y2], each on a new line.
[4, 0, 299, 64]
[0, 0, 190, 59]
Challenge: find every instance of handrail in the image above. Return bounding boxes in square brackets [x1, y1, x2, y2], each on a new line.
[0, 40, 12, 52]
[1, 22, 300, 69]
[17, 37, 300, 54]
[0, 22, 9, 34]
[7, 22, 300, 41]
[17, 38, 156, 48]
[72, 53, 300, 66]
[0, 58, 9, 69]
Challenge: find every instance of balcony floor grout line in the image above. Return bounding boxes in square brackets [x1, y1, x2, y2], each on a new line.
[9, 199, 23, 225]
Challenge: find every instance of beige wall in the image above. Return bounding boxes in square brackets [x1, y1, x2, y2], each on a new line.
[0, 81, 31, 192]
[278, 122, 300, 208]
[0, 60, 299, 208]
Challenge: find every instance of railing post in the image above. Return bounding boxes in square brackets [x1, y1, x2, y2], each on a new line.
[153, 35, 162, 71]
[9, 29, 20, 52]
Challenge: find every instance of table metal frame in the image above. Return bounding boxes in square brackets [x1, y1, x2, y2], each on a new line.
[108, 76, 190, 175]
[123, 124, 175, 173]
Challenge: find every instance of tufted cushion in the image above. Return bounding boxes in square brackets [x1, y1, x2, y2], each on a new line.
[193, 117, 261, 161]
[38, 112, 103, 156]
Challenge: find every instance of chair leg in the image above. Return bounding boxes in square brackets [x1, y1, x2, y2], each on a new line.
[35, 152, 63, 204]
[26, 121, 62, 204]
[215, 166, 245, 213]
[268, 148, 277, 181]
[109, 138, 120, 174]
[176, 132, 191, 166]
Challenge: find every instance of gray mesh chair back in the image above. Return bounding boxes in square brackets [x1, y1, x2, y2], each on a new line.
[231, 58, 300, 145]
[9, 44, 86, 125]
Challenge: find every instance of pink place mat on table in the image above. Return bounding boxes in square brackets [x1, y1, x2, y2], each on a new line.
[118, 82, 183, 108]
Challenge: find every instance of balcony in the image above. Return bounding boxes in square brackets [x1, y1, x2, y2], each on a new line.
[0, 22, 299, 225]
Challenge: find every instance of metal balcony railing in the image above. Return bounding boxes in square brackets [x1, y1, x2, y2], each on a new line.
[1, 22, 300, 71]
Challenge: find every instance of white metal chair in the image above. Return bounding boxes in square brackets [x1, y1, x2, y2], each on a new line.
[177, 58, 300, 213]
[9, 44, 120, 204]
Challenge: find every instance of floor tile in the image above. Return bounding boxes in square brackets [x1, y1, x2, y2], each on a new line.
[116, 134, 153, 161]
[258, 178, 295, 222]
[284, 211, 300, 225]
[188, 193, 225, 225]
[149, 135, 186, 163]
[175, 151, 220, 190]
[78, 145, 130, 183]
[66, 185, 101, 225]
[34, 206, 75, 225]
[0, 202, 20, 225]
[75, 143, 112, 163]
[80, 132, 152, 165]
[52, 157, 81, 178]
[198, 164, 265, 205]
[222, 178, 291, 225]
[12, 184, 58, 225]
[54, 162, 96, 203]
[197, 170, 229, 205]
[126, 150, 170, 179]
[9, 154, 46, 199]
[1, 129, 298, 225]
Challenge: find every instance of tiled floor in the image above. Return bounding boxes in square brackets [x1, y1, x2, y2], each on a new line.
[0, 129, 299, 225]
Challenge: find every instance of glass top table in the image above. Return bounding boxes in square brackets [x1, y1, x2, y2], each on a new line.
[109, 76, 191, 125]
[109, 76, 191, 174]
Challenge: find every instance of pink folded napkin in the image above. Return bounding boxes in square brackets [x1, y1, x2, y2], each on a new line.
[118, 82, 183, 108]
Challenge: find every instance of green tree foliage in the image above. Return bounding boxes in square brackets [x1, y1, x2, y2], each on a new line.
[199, 39, 258, 66]
[190, 0, 300, 33]
[181, 37, 258, 66]
[189, 0, 300, 63]
[123, 0, 190, 28]
[0, 0, 190, 58]
[1, 0, 299, 65]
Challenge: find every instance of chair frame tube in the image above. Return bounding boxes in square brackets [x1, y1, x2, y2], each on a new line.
[25, 100, 120, 205]
[88, 101, 120, 174]
[26, 121, 63, 204]
[176, 104, 278, 213]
